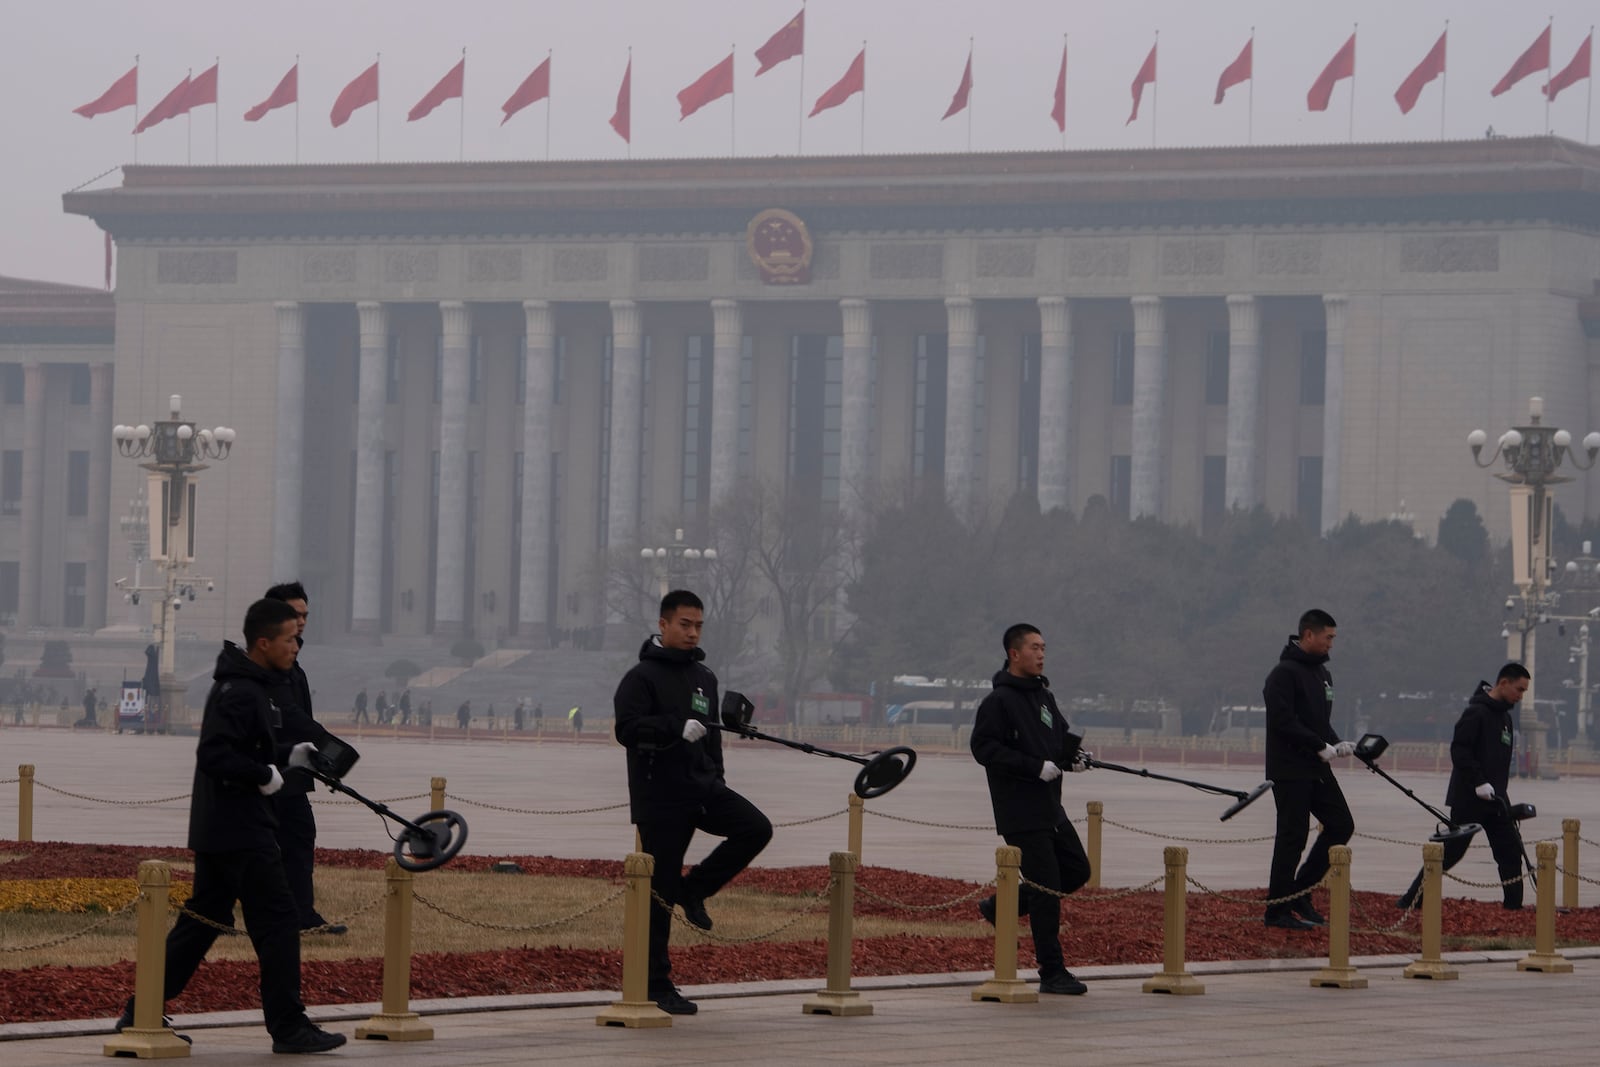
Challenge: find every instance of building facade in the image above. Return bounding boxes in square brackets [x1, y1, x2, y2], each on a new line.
[55, 136, 1600, 644]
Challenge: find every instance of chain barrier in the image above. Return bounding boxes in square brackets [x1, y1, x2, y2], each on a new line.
[0, 897, 139, 953]
[1580, 834, 1600, 850]
[34, 781, 190, 806]
[1021, 873, 1164, 901]
[319, 791, 431, 807]
[173, 902, 248, 936]
[652, 880, 834, 944]
[441, 794, 631, 817]
[415, 884, 627, 933]
[0, 777, 17, 785]
[1553, 863, 1600, 888]
[772, 808, 848, 828]
[1352, 830, 1433, 848]
[1349, 892, 1422, 936]
[1099, 816, 1275, 846]
[863, 810, 993, 832]
[853, 877, 995, 913]
[1441, 869, 1530, 890]
[1184, 875, 1322, 909]
[301, 891, 386, 933]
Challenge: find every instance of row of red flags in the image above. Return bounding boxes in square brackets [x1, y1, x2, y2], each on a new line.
[74, 14, 1593, 144]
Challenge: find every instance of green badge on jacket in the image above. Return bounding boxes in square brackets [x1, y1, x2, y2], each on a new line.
[1040, 706, 1052, 727]
[1324, 682, 1334, 703]
[691, 691, 710, 717]
[1502, 727, 1512, 746]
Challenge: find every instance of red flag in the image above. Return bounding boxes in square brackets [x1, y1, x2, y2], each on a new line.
[678, 53, 734, 120]
[185, 63, 218, 110]
[501, 57, 550, 125]
[810, 48, 865, 117]
[74, 66, 136, 119]
[133, 73, 193, 134]
[610, 57, 631, 143]
[1126, 43, 1156, 125]
[1050, 40, 1067, 132]
[409, 58, 464, 122]
[755, 9, 804, 76]
[1215, 37, 1252, 105]
[1308, 33, 1355, 112]
[245, 63, 297, 122]
[1395, 31, 1446, 115]
[1492, 25, 1551, 97]
[942, 49, 973, 120]
[331, 61, 379, 128]
[1545, 33, 1593, 101]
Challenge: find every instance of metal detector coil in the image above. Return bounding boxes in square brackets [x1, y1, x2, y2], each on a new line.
[1353, 733, 1480, 846]
[717, 691, 917, 799]
[306, 734, 469, 872]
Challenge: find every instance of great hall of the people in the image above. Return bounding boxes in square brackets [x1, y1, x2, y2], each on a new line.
[4, 136, 1600, 646]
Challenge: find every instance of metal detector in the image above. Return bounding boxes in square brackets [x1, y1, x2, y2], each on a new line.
[1352, 733, 1480, 845]
[304, 734, 470, 872]
[1501, 796, 1539, 889]
[715, 691, 918, 799]
[1064, 733, 1274, 822]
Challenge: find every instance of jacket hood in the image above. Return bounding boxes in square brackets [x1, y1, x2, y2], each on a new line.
[1279, 636, 1328, 667]
[1470, 681, 1516, 716]
[212, 641, 274, 684]
[639, 634, 707, 665]
[992, 666, 1050, 692]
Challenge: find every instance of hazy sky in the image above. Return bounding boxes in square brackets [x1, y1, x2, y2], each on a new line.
[5, 0, 1597, 288]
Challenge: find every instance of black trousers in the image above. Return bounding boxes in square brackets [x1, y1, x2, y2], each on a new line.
[273, 791, 323, 927]
[1001, 821, 1092, 977]
[637, 787, 772, 992]
[153, 848, 308, 1039]
[1399, 802, 1526, 909]
[1266, 774, 1354, 914]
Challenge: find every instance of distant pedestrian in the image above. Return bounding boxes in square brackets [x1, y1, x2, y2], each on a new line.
[533, 702, 544, 732]
[569, 705, 583, 735]
[375, 690, 389, 724]
[82, 687, 99, 726]
[513, 701, 525, 731]
[457, 700, 471, 731]
[354, 688, 369, 724]
[485, 703, 496, 730]
[399, 689, 412, 726]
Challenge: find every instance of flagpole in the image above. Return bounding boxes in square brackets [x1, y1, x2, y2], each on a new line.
[1348, 23, 1357, 143]
[459, 47, 466, 162]
[1440, 22, 1449, 140]
[1061, 33, 1068, 150]
[1588, 29, 1595, 143]
[133, 54, 140, 165]
[214, 56, 220, 165]
[375, 52, 382, 163]
[1151, 30, 1159, 148]
[294, 54, 301, 164]
[797, 0, 807, 154]
[626, 46, 632, 160]
[860, 40, 867, 155]
[545, 49, 553, 161]
[1547, 15, 1555, 135]
[1248, 28, 1255, 145]
[185, 67, 193, 165]
[966, 37, 974, 152]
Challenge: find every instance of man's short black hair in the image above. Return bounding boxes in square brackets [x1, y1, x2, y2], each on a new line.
[1003, 623, 1041, 654]
[264, 581, 309, 603]
[660, 589, 704, 618]
[244, 598, 299, 648]
[1497, 662, 1531, 683]
[1298, 609, 1337, 635]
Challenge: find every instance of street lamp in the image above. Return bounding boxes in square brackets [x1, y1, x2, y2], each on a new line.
[640, 528, 717, 600]
[1469, 396, 1600, 774]
[112, 395, 235, 728]
[117, 485, 149, 629]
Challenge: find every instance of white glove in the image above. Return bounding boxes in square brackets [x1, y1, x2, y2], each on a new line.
[1067, 751, 1093, 772]
[1317, 744, 1338, 763]
[681, 719, 707, 743]
[1039, 761, 1062, 782]
[259, 766, 284, 795]
[1475, 783, 1496, 801]
[1334, 741, 1356, 758]
[288, 742, 318, 770]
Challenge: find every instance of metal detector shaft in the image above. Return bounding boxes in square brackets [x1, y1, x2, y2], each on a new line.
[1082, 757, 1248, 799]
[712, 723, 869, 766]
[1357, 758, 1455, 827]
[311, 770, 431, 837]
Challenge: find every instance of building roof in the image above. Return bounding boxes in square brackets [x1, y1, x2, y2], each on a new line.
[63, 136, 1600, 241]
[0, 274, 114, 344]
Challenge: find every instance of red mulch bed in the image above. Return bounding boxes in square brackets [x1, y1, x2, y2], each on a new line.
[3, 839, 1597, 1024]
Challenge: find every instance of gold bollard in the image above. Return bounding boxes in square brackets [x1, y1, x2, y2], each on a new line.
[802, 851, 873, 1016]
[1403, 842, 1457, 980]
[429, 776, 446, 812]
[847, 794, 863, 862]
[597, 853, 671, 1027]
[1518, 840, 1574, 973]
[355, 859, 433, 1040]
[1310, 845, 1366, 988]
[1143, 846, 1204, 994]
[102, 861, 191, 1059]
[972, 846, 1038, 1003]
[18, 764, 33, 843]
[1562, 819, 1580, 910]
[1086, 801, 1103, 889]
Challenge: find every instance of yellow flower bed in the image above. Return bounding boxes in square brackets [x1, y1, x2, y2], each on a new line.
[0, 877, 192, 914]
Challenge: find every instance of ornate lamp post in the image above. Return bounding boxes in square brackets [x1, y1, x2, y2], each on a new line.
[641, 528, 717, 600]
[112, 395, 235, 727]
[1470, 396, 1600, 774]
[116, 485, 149, 629]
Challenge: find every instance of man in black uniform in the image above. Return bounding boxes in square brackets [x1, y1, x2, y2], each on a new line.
[264, 582, 342, 935]
[970, 623, 1093, 996]
[114, 597, 345, 1054]
[614, 589, 772, 1016]
[1262, 608, 1357, 930]
[1396, 663, 1531, 911]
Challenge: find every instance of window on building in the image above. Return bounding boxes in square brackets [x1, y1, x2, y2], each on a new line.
[972, 336, 988, 489]
[433, 335, 444, 403]
[1, 451, 20, 514]
[788, 334, 843, 504]
[1300, 329, 1327, 406]
[1205, 331, 1230, 405]
[1109, 455, 1132, 518]
[68, 365, 91, 405]
[1111, 331, 1135, 406]
[0, 561, 18, 618]
[427, 450, 440, 631]
[737, 337, 754, 475]
[0, 364, 21, 405]
[1298, 456, 1323, 532]
[639, 340, 653, 526]
[682, 335, 714, 516]
[515, 335, 527, 398]
[1203, 455, 1227, 532]
[599, 339, 612, 547]
[553, 336, 567, 405]
[386, 336, 401, 404]
[1017, 335, 1042, 494]
[510, 450, 524, 631]
[381, 450, 397, 626]
[66, 451, 89, 517]
[63, 562, 86, 628]
[469, 335, 483, 404]
[913, 334, 949, 485]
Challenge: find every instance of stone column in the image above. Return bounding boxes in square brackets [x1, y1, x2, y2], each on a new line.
[17, 363, 44, 625]
[944, 297, 977, 513]
[518, 300, 555, 642]
[1130, 295, 1167, 520]
[1224, 294, 1262, 511]
[433, 300, 471, 635]
[1036, 296, 1073, 512]
[708, 299, 742, 508]
[272, 302, 306, 582]
[607, 299, 643, 547]
[86, 363, 114, 629]
[1321, 293, 1348, 535]
[350, 301, 387, 634]
[840, 298, 873, 517]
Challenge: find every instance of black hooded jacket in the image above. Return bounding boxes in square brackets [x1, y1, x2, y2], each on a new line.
[1445, 682, 1517, 809]
[614, 636, 725, 823]
[266, 637, 330, 796]
[970, 668, 1076, 835]
[188, 642, 295, 853]
[1264, 636, 1341, 782]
